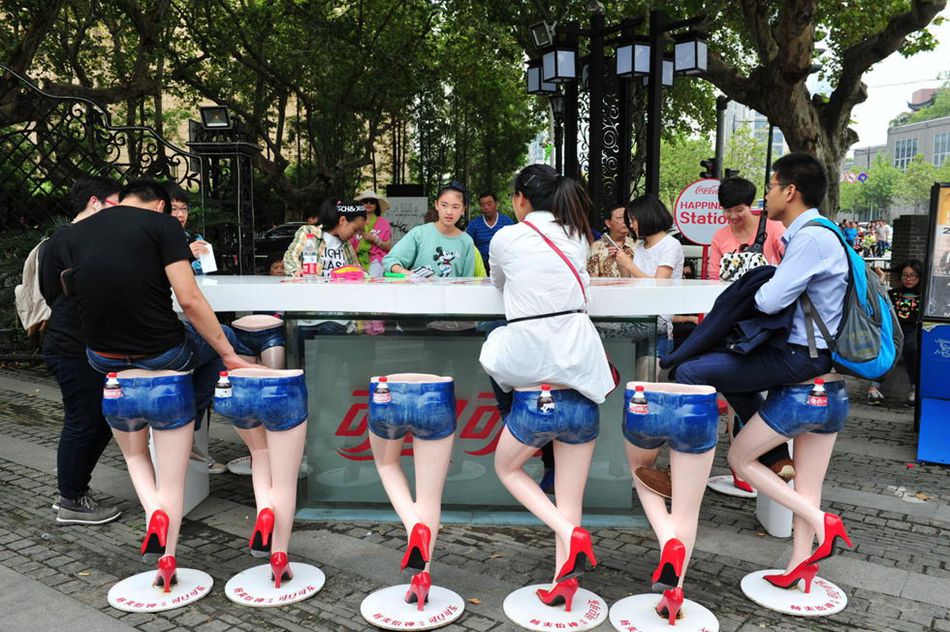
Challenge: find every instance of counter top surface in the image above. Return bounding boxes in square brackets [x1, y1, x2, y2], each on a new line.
[192, 275, 727, 317]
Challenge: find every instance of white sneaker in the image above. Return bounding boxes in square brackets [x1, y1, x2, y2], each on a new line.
[867, 387, 884, 405]
[206, 457, 228, 475]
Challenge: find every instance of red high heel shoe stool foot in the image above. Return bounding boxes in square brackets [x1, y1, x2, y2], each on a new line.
[360, 579, 465, 630]
[223, 555, 325, 607]
[608, 593, 720, 631]
[107, 563, 213, 613]
[502, 583, 607, 631]
[740, 569, 848, 617]
[707, 472, 757, 498]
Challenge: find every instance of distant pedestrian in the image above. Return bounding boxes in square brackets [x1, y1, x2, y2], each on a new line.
[465, 191, 514, 273]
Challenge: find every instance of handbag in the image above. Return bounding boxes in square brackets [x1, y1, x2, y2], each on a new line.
[719, 208, 770, 281]
[523, 220, 621, 392]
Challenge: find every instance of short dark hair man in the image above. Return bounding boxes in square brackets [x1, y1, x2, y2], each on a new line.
[165, 181, 212, 274]
[47, 178, 254, 449]
[466, 191, 514, 272]
[39, 175, 122, 524]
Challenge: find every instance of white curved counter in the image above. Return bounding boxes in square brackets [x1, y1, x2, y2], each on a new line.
[193, 275, 726, 317]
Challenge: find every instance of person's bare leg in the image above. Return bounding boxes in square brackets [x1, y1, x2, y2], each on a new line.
[260, 346, 286, 370]
[411, 435, 454, 564]
[151, 422, 194, 557]
[551, 439, 595, 583]
[111, 427, 160, 514]
[626, 443, 675, 544]
[263, 422, 307, 553]
[728, 416, 828, 536]
[370, 433, 422, 533]
[783, 432, 837, 570]
[236, 426, 273, 513]
[669, 448, 715, 584]
[494, 427, 579, 555]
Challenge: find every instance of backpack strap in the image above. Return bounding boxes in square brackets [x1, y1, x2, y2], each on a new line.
[801, 293, 835, 359]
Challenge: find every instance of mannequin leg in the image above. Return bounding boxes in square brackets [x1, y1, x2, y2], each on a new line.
[236, 426, 273, 512]
[260, 346, 286, 370]
[370, 433, 423, 532]
[551, 440, 595, 581]
[625, 443, 676, 544]
[111, 428, 160, 514]
[151, 422, 194, 557]
[783, 432, 836, 570]
[411, 435, 454, 561]
[669, 449, 716, 583]
[494, 427, 579, 555]
[263, 422, 307, 553]
[728, 416, 830, 536]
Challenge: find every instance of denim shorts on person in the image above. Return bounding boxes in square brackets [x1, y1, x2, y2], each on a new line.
[622, 388, 719, 454]
[233, 325, 286, 357]
[367, 380, 456, 441]
[101, 373, 196, 432]
[505, 388, 599, 449]
[759, 380, 849, 438]
[215, 371, 308, 431]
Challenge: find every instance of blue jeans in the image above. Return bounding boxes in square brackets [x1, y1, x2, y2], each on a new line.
[233, 325, 286, 356]
[87, 322, 239, 429]
[505, 388, 599, 448]
[101, 373, 196, 432]
[622, 388, 719, 454]
[43, 352, 114, 499]
[215, 371, 308, 431]
[759, 380, 849, 438]
[368, 379, 457, 441]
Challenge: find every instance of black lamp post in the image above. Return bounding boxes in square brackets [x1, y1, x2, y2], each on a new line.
[549, 92, 566, 173]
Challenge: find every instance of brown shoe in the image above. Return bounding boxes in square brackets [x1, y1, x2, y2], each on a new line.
[634, 467, 672, 499]
[770, 458, 795, 482]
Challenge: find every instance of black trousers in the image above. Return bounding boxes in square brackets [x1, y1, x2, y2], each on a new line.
[43, 352, 114, 500]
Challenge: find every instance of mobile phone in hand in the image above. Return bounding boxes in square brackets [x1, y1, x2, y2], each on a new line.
[603, 234, 621, 250]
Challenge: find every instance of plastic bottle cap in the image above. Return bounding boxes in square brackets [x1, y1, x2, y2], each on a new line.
[815, 378, 824, 385]
[107, 372, 117, 378]
[635, 385, 645, 392]
[219, 371, 228, 377]
[379, 376, 388, 383]
[541, 384, 551, 391]
[306, 234, 316, 238]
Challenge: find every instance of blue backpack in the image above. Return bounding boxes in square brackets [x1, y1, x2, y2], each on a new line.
[800, 217, 902, 380]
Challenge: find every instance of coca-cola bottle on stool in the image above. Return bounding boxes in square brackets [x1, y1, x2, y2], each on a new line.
[537, 384, 555, 413]
[628, 385, 649, 415]
[373, 376, 391, 404]
[103, 372, 123, 399]
[807, 378, 828, 407]
[215, 371, 232, 399]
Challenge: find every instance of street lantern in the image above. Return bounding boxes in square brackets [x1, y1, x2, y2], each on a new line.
[526, 60, 557, 95]
[542, 45, 578, 83]
[673, 31, 708, 76]
[549, 92, 566, 118]
[615, 37, 651, 78]
[642, 54, 675, 87]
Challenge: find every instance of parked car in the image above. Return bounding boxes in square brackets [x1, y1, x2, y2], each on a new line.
[254, 222, 304, 271]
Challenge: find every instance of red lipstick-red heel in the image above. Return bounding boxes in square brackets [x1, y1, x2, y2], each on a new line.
[652, 538, 686, 589]
[405, 571, 431, 611]
[802, 513, 853, 566]
[250, 508, 275, 558]
[655, 587, 684, 625]
[141, 510, 169, 562]
[764, 563, 819, 593]
[270, 551, 292, 588]
[731, 468, 754, 493]
[555, 527, 597, 582]
[536, 578, 578, 611]
[153, 555, 177, 593]
[400, 523, 431, 572]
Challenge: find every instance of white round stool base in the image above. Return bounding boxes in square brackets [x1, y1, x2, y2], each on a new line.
[503, 584, 608, 631]
[609, 593, 719, 632]
[740, 570, 847, 617]
[707, 475, 757, 498]
[224, 562, 325, 607]
[108, 568, 212, 612]
[360, 584, 465, 629]
[227, 456, 252, 475]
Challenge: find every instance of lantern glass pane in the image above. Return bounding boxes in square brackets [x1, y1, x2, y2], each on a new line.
[663, 59, 674, 86]
[617, 45, 631, 76]
[634, 43, 651, 75]
[557, 50, 576, 79]
[527, 66, 540, 93]
[696, 41, 708, 71]
[543, 51, 556, 81]
[541, 77, 557, 93]
[675, 41, 695, 72]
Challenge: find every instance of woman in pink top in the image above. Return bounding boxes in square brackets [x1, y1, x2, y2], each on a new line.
[709, 177, 785, 280]
[352, 190, 394, 277]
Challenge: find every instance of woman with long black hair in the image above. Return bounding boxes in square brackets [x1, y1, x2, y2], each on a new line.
[481, 164, 614, 612]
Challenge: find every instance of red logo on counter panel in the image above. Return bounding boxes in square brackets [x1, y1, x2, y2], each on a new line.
[335, 390, 504, 460]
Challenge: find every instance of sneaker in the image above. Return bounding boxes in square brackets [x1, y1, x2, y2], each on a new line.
[206, 457, 228, 475]
[56, 495, 121, 525]
[867, 387, 885, 405]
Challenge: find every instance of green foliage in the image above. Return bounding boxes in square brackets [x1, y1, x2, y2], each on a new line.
[722, 124, 768, 194]
[897, 154, 942, 212]
[906, 83, 950, 124]
[658, 134, 712, 209]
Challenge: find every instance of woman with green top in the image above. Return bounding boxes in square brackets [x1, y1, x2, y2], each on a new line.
[383, 181, 477, 278]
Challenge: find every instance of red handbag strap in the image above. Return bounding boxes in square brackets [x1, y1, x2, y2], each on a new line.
[523, 220, 587, 305]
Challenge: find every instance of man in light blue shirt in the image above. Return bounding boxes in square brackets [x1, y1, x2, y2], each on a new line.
[670, 153, 848, 484]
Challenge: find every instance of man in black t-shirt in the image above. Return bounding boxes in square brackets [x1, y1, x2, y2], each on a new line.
[39, 176, 123, 526]
[49, 179, 253, 428]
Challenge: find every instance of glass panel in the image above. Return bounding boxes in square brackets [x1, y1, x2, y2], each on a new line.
[542, 50, 556, 81]
[634, 43, 651, 75]
[662, 59, 674, 86]
[557, 49, 577, 80]
[616, 45, 632, 76]
[527, 66, 540, 93]
[674, 41, 695, 72]
[696, 41, 708, 71]
[291, 317, 656, 516]
[925, 185, 950, 318]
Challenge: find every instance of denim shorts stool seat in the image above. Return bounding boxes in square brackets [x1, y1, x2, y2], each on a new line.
[755, 373, 849, 538]
[214, 369, 308, 432]
[101, 369, 209, 517]
[621, 382, 719, 454]
[505, 384, 599, 448]
[368, 374, 456, 441]
[231, 315, 286, 359]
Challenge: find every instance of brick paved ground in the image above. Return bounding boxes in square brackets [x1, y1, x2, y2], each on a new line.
[0, 365, 947, 631]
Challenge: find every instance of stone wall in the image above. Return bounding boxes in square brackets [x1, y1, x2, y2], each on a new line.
[890, 213, 932, 285]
